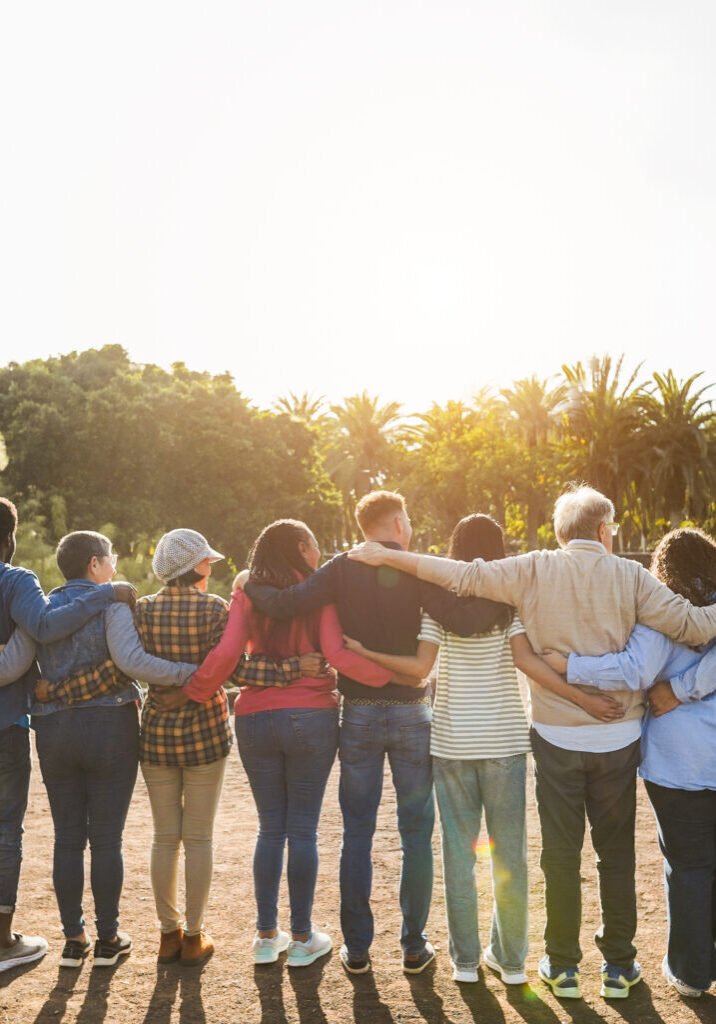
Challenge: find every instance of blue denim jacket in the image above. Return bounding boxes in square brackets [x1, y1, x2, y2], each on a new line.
[0, 563, 115, 730]
[31, 580, 140, 716]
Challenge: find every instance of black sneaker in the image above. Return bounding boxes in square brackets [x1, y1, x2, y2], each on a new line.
[339, 944, 371, 975]
[59, 938, 91, 968]
[93, 932, 132, 967]
[403, 941, 436, 975]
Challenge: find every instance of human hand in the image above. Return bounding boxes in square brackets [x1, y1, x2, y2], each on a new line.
[541, 650, 568, 675]
[299, 652, 331, 677]
[578, 691, 625, 722]
[112, 582, 137, 608]
[232, 569, 250, 592]
[34, 678, 52, 703]
[343, 634, 367, 655]
[647, 680, 680, 717]
[346, 542, 389, 566]
[392, 671, 426, 689]
[150, 686, 190, 711]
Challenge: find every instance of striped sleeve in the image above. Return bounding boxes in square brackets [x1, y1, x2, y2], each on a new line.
[418, 612, 443, 647]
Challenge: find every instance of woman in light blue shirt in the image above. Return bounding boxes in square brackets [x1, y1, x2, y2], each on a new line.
[548, 528, 716, 998]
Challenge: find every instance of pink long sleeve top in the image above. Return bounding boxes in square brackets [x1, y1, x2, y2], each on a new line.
[183, 589, 391, 714]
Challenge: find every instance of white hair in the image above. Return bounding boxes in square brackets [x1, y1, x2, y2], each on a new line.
[553, 486, 615, 547]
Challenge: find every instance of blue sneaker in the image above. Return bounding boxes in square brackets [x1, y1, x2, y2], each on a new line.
[601, 960, 641, 999]
[538, 955, 581, 999]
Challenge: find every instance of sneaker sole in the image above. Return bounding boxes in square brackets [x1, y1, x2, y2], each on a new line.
[601, 976, 641, 999]
[538, 968, 582, 999]
[0, 943, 49, 972]
[60, 953, 89, 969]
[484, 949, 527, 985]
[287, 939, 332, 967]
[254, 939, 290, 965]
[403, 952, 436, 975]
[340, 956, 371, 975]
[94, 944, 132, 968]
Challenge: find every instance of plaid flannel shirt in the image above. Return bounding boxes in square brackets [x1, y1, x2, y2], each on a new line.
[43, 657, 133, 705]
[233, 653, 304, 688]
[135, 585, 234, 767]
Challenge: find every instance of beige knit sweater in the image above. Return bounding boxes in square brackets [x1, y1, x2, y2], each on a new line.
[415, 540, 716, 727]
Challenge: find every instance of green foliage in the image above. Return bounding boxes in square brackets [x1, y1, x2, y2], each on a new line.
[3, 347, 716, 575]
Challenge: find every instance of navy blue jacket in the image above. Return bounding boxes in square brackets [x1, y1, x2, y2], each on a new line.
[245, 543, 507, 702]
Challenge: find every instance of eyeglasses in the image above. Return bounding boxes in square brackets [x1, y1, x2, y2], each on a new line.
[604, 522, 620, 536]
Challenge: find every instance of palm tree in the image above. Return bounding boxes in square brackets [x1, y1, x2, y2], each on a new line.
[273, 391, 327, 425]
[500, 376, 567, 548]
[640, 371, 716, 530]
[325, 393, 403, 543]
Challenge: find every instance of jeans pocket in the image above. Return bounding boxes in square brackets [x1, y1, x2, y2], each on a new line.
[289, 709, 338, 756]
[397, 721, 431, 766]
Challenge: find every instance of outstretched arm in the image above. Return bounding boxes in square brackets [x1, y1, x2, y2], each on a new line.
[244, 559, 339, 620]
[342, 635, 438, 680]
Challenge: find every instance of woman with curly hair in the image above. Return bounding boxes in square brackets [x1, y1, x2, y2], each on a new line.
[545, 528, 716, 999]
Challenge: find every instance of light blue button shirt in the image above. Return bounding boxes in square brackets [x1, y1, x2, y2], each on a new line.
[567, 624, 716, 789]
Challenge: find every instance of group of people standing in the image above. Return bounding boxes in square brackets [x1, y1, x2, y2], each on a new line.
[1, 485, 716, 1002]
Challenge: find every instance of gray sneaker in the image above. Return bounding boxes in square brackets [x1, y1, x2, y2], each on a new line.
[0, 933, 49, 973]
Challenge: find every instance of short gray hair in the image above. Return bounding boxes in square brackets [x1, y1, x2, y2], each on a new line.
[553, 486, 615, 547]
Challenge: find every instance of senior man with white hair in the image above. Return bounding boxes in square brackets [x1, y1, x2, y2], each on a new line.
[348, 485, 716, 1000]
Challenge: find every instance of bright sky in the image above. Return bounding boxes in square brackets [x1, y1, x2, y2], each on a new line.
[2, 1, 715, 413]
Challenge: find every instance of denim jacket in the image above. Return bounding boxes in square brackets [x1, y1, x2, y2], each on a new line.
[31, 580, 141, 716]
[0, 563, 115, 730]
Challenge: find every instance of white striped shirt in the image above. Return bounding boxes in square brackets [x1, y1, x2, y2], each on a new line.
[419, 610, 530, 760]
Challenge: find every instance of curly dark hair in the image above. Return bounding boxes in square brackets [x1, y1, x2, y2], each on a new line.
[650, 527, 716, 606]
[447, 514, 511, 631]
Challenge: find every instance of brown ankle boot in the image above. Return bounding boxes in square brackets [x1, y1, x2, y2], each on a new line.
[158, 928, 183, 963]
[180, 931, 214, 965]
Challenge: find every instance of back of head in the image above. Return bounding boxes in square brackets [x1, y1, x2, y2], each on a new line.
[448, 514, 506, 562]
[553, 485, 614, 547]
[0, 498, 17, 541]
[355, 490, 406, 539]
[248, 519, 314, 589]
[650, 527, 716, 606]
[448, 514, 511, 630]
[56, 531, 111, 581]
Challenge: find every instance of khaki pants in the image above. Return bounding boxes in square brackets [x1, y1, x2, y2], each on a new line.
[141, 757, 227, 935]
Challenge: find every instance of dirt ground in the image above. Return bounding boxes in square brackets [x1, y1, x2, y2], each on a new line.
[2, 735, 716, 1024]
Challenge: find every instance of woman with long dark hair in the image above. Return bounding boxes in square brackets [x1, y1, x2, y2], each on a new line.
[184, 519, 408, 967]
[344, 513, 622, 985]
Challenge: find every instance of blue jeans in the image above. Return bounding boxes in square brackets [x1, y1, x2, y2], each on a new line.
[235, 707, 339, 935]
[433, 754, 528, 971]
[33, 703, 139, 940]
[0, 725, 31, 914]
[338, 702, 434, 958]
[645, 780, 716, 991]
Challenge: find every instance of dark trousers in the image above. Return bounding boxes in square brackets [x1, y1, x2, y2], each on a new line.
[531, 729, 640, 969]
[0, 725, 31, 914]
[34, 703, 139, 940]
[645, 780, 716, 991]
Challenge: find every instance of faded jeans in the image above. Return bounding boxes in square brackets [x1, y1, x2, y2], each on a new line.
[0, 725, 31, 914]
[433, 754, 528, 971]
[339, 702, 434, 958]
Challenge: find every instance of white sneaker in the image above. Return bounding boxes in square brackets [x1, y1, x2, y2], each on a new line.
[662, 955, 702, 998]
[253, 930, 290, 964]
[287, 931, 332, 967]
[452, 963, 479, 983]
[0, 933, 48, 973]
[484, 945, 528, 985]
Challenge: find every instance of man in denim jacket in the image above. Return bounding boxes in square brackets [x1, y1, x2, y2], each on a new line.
[0, 498, 136, 972]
